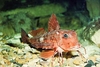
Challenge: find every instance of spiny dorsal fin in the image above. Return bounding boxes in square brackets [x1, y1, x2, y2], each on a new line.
[29, 28, 45, 37]
[48, 14, 60, 32]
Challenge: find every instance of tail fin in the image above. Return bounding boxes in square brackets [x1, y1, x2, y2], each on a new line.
[20, 28, 29, 43]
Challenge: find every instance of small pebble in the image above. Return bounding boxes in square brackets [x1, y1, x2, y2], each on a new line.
[89, 56, 96, 63]
[73, 57, 81, 65]
[96, 63, 100, 67]
[73, 59, 80, 65]
[91, 66, 96, 67]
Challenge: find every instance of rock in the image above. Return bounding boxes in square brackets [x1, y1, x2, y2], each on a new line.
[4, 59, 11, 65]
[91, 29, 100, 47]
[0, 3, 66, 17]
[73, 57, 83, 65]
[95, 55, 100, 63]
[22, 58, 40, 67]
[0, 25, 15, 36]
[96, 63, 100, 67]
[85, 60, 95, 67]
[89, 56, 96, 63]
[86, 0, 100, 19]
[84, 45, 100, 56]
[12, 12, 32, 33]
[91, 65, 96, 67]
[16, 58, 26, 64]
[66, 58, 75, 67]
[6, 33, 25, 48]
[73, 59, 80, 65]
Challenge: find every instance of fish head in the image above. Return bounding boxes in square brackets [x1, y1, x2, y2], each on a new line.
[58, 30, 81, 51]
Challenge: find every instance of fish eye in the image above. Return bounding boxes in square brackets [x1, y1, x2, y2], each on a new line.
[63, 33, 68, 38]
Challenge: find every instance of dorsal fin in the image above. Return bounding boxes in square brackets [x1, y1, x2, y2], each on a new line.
[20, 28, 28, 43]
[29, 28, 45, 37]
[48, 14, 60, 32]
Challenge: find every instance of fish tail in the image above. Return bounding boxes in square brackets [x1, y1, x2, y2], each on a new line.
[20, 28, 29, 43]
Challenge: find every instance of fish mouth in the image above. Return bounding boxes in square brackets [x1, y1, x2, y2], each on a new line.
[65, 45, 81, 51]
[66, 48, 79, 51]
[59, 45, 80, 52]
[65, 46, 86, 58]
[69, 46, 86, 55]
[70, 45, 81, 50]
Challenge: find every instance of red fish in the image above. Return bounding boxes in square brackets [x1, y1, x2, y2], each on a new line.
[21, 14, 81, 59]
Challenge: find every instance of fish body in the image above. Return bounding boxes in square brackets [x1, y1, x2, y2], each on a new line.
[21, 14, 81, 59]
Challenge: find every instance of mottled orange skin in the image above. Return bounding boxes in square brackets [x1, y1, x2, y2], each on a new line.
[21, 14, 81, 59]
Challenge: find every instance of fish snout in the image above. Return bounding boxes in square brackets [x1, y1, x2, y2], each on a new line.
[70, 43, 81, 50]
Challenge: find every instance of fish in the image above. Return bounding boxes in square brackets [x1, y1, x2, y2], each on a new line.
[21, 14, 82, 59]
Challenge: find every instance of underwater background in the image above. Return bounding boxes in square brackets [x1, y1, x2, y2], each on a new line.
[0, 0, 100, 67]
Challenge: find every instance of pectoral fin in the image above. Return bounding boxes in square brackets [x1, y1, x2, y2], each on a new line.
[40, 49, 55, 59]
